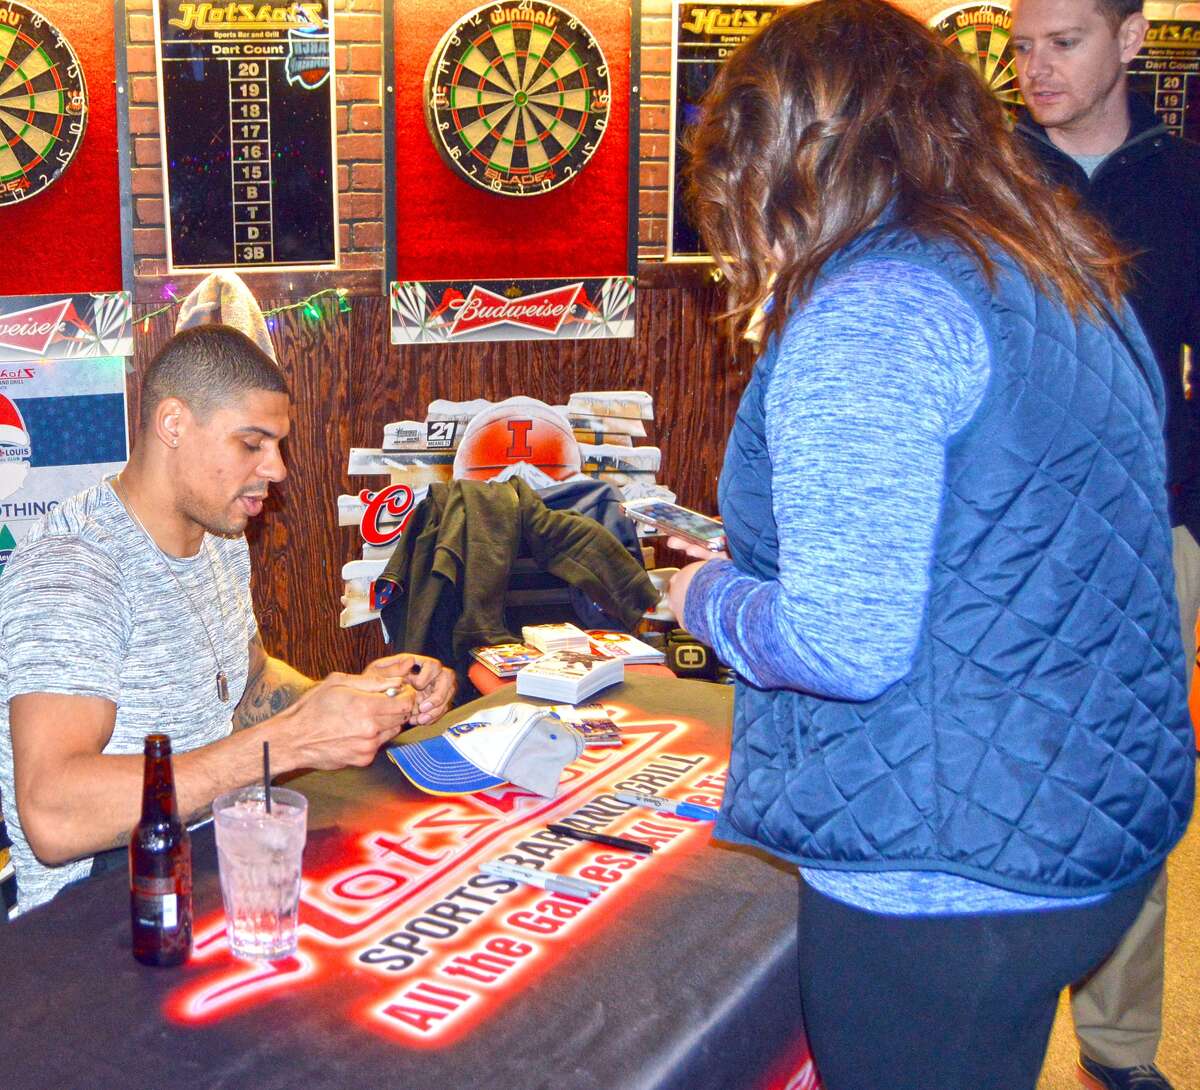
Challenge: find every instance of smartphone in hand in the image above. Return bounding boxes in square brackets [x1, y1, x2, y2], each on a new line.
[620, 498, 727, 553]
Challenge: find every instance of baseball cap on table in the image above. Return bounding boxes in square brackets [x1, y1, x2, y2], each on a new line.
[387, 702, 583, 798]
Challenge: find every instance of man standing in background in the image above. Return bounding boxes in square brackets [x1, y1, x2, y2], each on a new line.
[1012, 1, 1200, 1087]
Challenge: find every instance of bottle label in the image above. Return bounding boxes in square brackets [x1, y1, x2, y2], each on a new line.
[133, 891, 182, 930]
[132, 875, 177, 896]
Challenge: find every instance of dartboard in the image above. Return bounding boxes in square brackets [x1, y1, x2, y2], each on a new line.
[0, 3, 86, 205]
[931, 3, 1023, 110]
[424, 1, 610, 197]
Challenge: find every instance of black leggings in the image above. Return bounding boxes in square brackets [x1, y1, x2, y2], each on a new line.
[797, 871, 1157, 1090]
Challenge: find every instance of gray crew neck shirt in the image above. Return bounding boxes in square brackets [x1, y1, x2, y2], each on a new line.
[0, 479, 256, 914]
[1070, 151, 1108, 178]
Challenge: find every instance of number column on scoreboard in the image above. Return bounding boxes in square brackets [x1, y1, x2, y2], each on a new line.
[228, 60, 273, 266]
[1155, 73, 1187, 136]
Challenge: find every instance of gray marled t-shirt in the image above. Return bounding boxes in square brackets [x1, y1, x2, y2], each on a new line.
[0, 479, 256, 913]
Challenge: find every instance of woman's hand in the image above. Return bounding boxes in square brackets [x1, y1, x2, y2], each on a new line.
[667, 560, 711, 625]
[664, 535, 729, 562]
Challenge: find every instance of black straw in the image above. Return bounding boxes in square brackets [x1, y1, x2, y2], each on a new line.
[263, 740, 272, 814]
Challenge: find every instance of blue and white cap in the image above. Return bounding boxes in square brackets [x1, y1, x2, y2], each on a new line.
[387, 702, 583, 798]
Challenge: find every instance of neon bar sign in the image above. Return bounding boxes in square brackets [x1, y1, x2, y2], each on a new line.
[166, 705, 729, 1046]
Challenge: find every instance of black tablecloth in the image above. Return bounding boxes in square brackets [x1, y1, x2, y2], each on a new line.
[0, 674, 816, 1090]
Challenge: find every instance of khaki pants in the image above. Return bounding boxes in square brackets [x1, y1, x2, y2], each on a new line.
[1172, 525, 1200, 675]
[1072, 868, 1167, 1067]
[1070, 527, 1198, 1066]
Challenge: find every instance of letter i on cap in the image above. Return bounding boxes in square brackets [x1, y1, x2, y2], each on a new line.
[387, 702, 584, 798]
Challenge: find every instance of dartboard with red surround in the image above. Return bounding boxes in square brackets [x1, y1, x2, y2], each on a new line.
[424, 1, 610, 196]
[0, 1, 86, 206]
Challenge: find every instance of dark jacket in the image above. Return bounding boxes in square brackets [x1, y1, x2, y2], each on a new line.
[1016, 95, 1200, 535]
[531, 477, 647, 629]
[378, 478, 658, 687]
[714, 225, 1194, 897]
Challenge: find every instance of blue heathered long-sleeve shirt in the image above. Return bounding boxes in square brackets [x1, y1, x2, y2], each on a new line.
[684, 259, 1106, 914]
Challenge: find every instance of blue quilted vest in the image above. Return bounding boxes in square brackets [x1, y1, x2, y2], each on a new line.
[715, 228, 1195, 896]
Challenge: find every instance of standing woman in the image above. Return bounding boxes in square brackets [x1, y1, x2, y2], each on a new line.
[668, 1, 1194, 1087]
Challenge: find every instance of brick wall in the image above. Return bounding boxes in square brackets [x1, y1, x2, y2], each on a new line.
[638, 0, 674, 261]
[125, 0, 384, 299]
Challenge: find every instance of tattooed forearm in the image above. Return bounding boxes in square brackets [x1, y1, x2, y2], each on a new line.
[233, 638, 316, 730]
[233, 674, 312, 729]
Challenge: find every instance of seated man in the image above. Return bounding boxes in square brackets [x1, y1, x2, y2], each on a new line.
[0, 325, 455, 914]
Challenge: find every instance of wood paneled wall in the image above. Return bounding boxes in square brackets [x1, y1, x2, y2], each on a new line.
[130, 275, 755, 678]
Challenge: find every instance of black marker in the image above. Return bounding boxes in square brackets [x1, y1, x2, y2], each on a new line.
[547, 823, 654, 855]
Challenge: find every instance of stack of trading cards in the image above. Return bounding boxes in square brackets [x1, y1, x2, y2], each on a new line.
[470, 643, 543, 678]
[586, 630, 666, 664]
[515, 650, 624, 703]
[546, 704, 624, 748]
[521, 622, 591, 654]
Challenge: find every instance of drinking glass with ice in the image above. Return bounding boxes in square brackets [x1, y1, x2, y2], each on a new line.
[213, 786, 308, 961]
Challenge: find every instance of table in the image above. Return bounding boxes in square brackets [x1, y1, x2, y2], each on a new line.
[0, 674, 818, 1090]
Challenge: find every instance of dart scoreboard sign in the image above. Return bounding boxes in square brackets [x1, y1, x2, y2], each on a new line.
[390, 276, 635, 344]
[153, 1, 338, 271]
[0, 291, 130, 574]
[1130, 20, 1200, 143]
[668, 3, 785, 260]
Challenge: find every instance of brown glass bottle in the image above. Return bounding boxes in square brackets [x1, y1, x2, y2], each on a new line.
[129, 733, 192, 966]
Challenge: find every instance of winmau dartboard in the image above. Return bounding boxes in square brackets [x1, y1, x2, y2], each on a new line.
[0, 2, 86, 206]
[424, 1, 610, 197]
[931, 3, 1023, 111]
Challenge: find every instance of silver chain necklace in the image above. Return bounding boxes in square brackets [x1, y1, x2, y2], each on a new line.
[111, 474, 231, 702]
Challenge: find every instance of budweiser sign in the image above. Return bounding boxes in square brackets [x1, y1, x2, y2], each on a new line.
[448, 283, 584, 337]
[0, 299, 70, 357]
[391, 277, 635, 345]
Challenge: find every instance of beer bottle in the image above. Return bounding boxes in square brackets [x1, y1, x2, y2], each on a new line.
[129, 733, 192, 966]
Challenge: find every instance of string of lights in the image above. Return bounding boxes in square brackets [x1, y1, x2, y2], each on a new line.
[138, 287, 352, 333]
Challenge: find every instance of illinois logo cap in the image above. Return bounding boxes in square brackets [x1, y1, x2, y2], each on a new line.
[387, 702, 583, 798]
[453, 396, 581, 482]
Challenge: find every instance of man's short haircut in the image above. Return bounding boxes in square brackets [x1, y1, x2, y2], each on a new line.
[1094, 0, 1143, 30]
[139, 324, 288, 428]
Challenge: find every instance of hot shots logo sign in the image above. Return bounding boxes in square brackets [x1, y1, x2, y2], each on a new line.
[166, 2, 325, 31]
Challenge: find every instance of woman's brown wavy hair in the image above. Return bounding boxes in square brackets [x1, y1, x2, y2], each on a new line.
[685, 0, 1129, 343]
